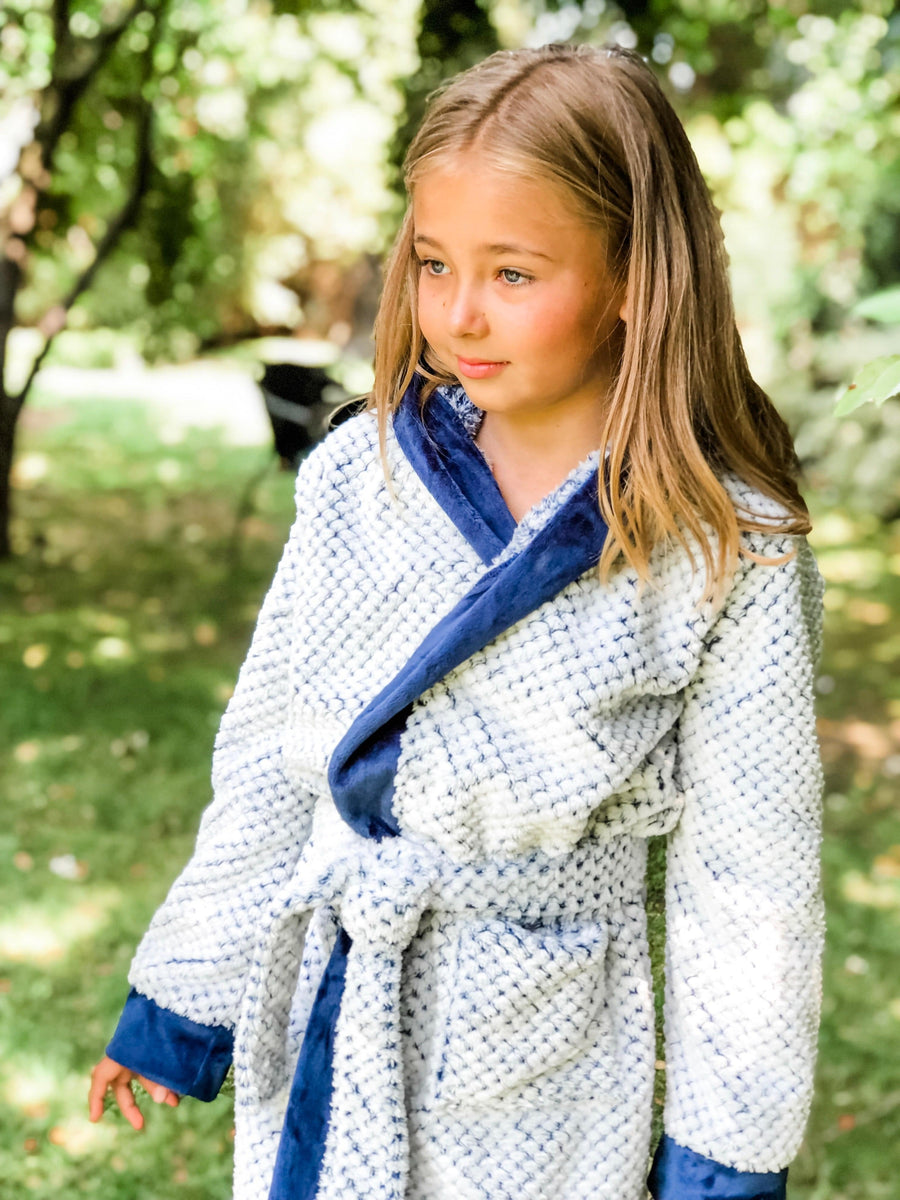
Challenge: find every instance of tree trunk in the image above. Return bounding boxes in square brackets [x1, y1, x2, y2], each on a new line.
[0, 402, 16, 561]
[0, 254, 22, 560]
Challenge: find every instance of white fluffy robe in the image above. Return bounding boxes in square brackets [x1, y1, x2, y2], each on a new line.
[127, 410, 825, 1200]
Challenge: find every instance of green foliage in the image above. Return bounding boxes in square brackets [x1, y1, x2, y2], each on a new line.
[795, 507, 900, 1199]
[835, 356, 900, 417]
[853, 287, 900, 326]
[832, 285, 900, 425]
[1, 0, 417, 364]
[390, 0, 501, 177]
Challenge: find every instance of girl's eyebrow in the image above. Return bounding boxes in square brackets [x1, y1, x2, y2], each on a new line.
[413, 233, 553, 261]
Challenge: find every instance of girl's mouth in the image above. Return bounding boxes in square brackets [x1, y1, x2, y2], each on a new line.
[456, 357, 508, 379]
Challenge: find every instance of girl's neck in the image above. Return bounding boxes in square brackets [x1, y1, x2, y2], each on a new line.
[474, 404, 606, 523]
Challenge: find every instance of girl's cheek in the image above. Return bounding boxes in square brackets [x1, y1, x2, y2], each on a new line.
[417, 293, 441, 341]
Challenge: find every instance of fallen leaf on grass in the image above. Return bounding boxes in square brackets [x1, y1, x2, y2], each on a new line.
[47, 1119, 102, 1155]
[46, 784, 75, 802]
[842, 871, 900, 910]
[817, 717, 898, 764]
[48, 854, 89, 882]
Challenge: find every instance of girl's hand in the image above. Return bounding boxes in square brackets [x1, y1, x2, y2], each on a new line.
[88, 1055, 180, 1131]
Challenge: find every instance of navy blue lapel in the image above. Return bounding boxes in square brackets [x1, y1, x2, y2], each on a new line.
[393, 379, 517, 565]
[327, 440, 609, 839]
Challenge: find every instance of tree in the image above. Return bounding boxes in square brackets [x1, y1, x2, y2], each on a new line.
[0, 0, 411, 558]
[4, 0, 899, 557]
[391, 0, 500, 173]
[0, 0, 168, 557]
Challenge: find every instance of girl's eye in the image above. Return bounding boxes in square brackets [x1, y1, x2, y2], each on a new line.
[499, 268, 530, 286]
[420, 258, 448, 276]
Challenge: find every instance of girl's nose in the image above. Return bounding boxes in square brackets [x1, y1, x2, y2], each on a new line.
[445, 284, 488, 338]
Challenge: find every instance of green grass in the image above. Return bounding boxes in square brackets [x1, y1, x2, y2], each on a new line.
[2, 388, 899, 1197]
[1, 391, 295, 1199]
[789, 510, 900, 1198]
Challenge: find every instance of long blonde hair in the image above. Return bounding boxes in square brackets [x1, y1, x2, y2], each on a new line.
[369, 43, 810, 596]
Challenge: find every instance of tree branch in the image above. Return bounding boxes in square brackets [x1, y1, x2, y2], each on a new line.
[13, 98, 155, 415]
[39, 0, 154, 172]
[51, 0, 70, 77]
[0, 255, 23, 403]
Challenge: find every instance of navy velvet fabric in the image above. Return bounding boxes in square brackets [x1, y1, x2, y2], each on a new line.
[393, 382, 516, 564]
[649, 1135, 788, 1199]
[269, 928, 352, 1200]
[106, 987, 233, 1102]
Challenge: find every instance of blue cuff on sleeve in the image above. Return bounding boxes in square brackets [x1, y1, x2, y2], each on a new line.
[648, 1134, 788, 1200]
[106, 988, 234, 1102]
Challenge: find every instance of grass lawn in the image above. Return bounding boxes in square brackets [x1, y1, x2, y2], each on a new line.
[1, 385, 898, 1197]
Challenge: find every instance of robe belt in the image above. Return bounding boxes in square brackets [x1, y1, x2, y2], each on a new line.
[241, 831, 646, 1105]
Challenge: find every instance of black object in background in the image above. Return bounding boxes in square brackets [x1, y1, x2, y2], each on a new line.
[259, 363, 360, 468]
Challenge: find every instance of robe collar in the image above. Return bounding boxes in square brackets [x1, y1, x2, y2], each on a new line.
[393, 379, 516, 565]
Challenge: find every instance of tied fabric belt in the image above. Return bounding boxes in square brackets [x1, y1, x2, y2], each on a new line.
[237, 829, 646, 1200]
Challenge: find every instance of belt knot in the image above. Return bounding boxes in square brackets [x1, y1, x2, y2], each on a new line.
[338, 839, 440, 951]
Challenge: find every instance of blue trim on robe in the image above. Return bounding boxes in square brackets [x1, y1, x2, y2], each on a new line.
[393, 383, 516, 565]
[648, 1134, 788, 1200]
[268, 928, 352, 1200]
[106, 987, 233, 1102]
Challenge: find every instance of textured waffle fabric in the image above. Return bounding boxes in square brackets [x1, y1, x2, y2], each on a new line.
[118, 387, 825, 1199]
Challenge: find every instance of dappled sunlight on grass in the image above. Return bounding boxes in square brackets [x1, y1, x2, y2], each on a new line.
[2, 1062, 59, 1116]
[1, 392, 278, 1198]
[0, 889, 122, 965]
[841, 869, 900, 912]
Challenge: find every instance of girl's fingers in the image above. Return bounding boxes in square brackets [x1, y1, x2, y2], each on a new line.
[88, 1058, 122, 1122]
[87, 1058, 179, 1128]
[87, 1073, 106, 1122]
[136, 1074, 180, 1107]
[113, 1079, 144, 1131]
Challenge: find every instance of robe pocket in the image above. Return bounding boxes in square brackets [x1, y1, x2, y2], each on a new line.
[434, 918, 610, 1107]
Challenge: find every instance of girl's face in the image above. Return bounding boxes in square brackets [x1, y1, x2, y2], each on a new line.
[413, 151, 626, 431]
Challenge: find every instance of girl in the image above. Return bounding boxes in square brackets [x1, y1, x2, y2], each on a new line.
[89, 43, 824, 1200]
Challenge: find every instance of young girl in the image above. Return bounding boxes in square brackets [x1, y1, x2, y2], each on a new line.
[89, 43, 824, 1200]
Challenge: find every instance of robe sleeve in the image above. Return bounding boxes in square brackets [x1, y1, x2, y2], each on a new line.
[657, 534, 825, 1185]
[106, 455, 325, 1098]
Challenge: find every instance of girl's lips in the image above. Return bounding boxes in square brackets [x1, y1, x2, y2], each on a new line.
[456, 357, 508, 379]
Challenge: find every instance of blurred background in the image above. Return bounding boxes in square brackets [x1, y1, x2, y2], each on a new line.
[1, 1, 898, 1197]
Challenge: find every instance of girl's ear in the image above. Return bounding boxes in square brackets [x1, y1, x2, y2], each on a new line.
[618, 284, 631, 324]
